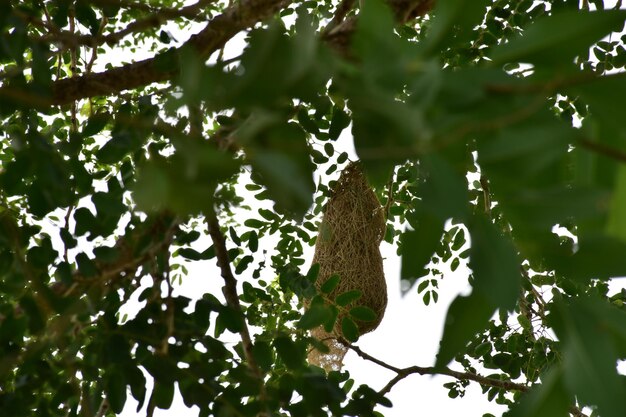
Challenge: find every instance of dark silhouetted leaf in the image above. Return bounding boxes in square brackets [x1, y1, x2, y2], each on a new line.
[349, 306, 377, 322]
[491, 9, 626, 66]
[320, 274, 340, 294]
[335, 290, 362, 307]
[341, 316, 359, 342]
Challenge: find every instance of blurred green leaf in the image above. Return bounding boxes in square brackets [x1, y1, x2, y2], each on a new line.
[244, 121, 314, 219]
[341, 316, 359, 342]
[252, 341, 274, 373]
[420, 154, 470, 221]
[555, 235, 626, 282]
[400, 213, 444, 293]
[490, 9, 626, 66]
[505, 367, 570, 417]
[435, 292, 494, 369]
[298, 302, 332, 330]
[422, 0, 491, 54]
[328, 106, 350, 141]
[335, 290, 362, 307]
[469, 214, 521, 310]
[274, 335, 305, 370]
[133, 140, 240, 214]
[83, 113, 110, 137]
[106, 367, 127, 413]
[152, 380, 175, 410]
[320, 274, 340, 294]
[551, 296, 626, 417]
[349, 306, 377, 322]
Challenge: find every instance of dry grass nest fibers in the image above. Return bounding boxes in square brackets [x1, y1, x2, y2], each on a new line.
[308, 162, 388, 370]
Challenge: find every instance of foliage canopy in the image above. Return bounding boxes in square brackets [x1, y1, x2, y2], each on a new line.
[1, 0, 626, 416]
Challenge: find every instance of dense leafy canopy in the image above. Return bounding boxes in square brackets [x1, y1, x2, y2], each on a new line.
[1, 0, 626, 416]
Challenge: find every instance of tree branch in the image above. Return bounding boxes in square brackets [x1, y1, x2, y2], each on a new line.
[206, 204, 267, 407]
[348, 344, 588, 417]
[0, 0, 293, 108]
[37, 0, 216, 50]
[321, 0, 357, 37]
[579, 138, 626, 164]
[1, 0, 434, 109]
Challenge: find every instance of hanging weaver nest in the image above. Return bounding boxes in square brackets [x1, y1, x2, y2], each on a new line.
[308, 162, 388, 370]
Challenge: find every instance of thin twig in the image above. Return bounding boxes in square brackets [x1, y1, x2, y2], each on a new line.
[94, 398, 109, 417]
[347, 344, 588, 417]
[479, 175, 491, 217]
[36, 0, 215, 50]
[579, 138, 626, 164]
[321, 0, 357, 37]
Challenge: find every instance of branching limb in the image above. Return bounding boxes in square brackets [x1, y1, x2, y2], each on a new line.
[206, 205, 267, 407]
[579, 138, 626, 164]
[1, 0, 434, 108]
[38, 0, 217, 51]
[347, 344, 588, 417]
[321, 0, 357, 37]
[0, 0, 293, 108]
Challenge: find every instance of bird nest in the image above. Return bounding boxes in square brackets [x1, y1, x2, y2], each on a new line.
[308, 162, 388, 370]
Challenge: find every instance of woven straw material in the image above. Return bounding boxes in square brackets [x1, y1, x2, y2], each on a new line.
[308, 162, 388, 370]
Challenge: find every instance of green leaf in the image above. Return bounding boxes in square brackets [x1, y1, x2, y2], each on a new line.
[152, 380, 175, 410]
[244, 219, 266, 229]
[252, 341, 274, 373]
[229, 226, 241, 245]
[297, 107, 319, 134]
[320, 274, 340, 294]
[328, 106, 351, 141]
[490, 9, 626, 66]
[423, 0, 491, 54]
[349, 306, 377, 322]
[324, 305, 339, 333]
[178, 248, 202, 261]
[92, 246, 119, 264]
[567, 72, 626, 138]
[76, 252, 98, 278]
[83, 113, 110, 137]
[75, 0, 100, 35]
[505, 367, 570, 417]
[96, 130, 140, 164]
[558, 235, 626, 282]
[274, 335, 305, 370]
[244, 121, 314, 219]
[217, 306, 244, 333]
[435, 292, 494, 369]
[551, 296, 626, 417]
[306, 263, 320, 282]
[341, 316, 359, 342]
[186, 18, 331, 110]
[420, 154, 470, 221]
[133, 141, 240, 214]
[106, 367, 127, 413]
[517, 314, 532, 332]
[335, 290, 362, 307]
[469, 214, 521, 310]
[248, 231, 259, 252]
[351, 93, 424, 185]
[474, 342, 491, 358]
[400, 212, 444, 293]
[298, 303, 331, 330]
